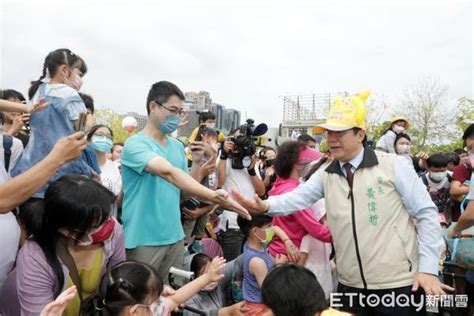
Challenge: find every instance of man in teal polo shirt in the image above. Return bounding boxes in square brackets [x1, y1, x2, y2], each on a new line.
[122, 81, 247, 282]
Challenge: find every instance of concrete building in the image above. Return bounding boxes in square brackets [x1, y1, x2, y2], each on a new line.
[280, 92, 347, 137]
[209, 103, 225, 131]
[221, 108, 241, 134]
[185, 91, 212, 110]
[181, 90, 242, 137]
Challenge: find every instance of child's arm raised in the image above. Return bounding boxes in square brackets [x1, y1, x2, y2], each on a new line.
[0, 98, 46, 113]
[272, 226, 300, 262]
[164, 257, 226, 311]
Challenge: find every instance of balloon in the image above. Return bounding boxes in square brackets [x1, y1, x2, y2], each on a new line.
[122, 116, 138, 133]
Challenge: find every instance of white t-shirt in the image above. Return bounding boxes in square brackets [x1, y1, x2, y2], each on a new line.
[100, 159, 122, 196]
[300, 235, 333, 299]
[301, 198, 332, 298]
[0, 163, 20, 287]
[218, 159, 256, 231]
[0, 134, 24, 174]
[467, 174, 474, 200]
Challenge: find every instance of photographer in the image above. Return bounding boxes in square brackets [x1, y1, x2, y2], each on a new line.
[187, 111, 217, 166]
[256, 147, 277, 196]
[217, 125, 266, 261]
[182, 126, 219, 245]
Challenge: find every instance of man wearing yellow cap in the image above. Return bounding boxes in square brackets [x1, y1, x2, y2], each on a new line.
[233, 91, 451, 315]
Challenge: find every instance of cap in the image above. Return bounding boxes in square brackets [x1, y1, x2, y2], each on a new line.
[314, 90, 370, 134]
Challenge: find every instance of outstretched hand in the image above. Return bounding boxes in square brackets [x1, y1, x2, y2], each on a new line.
[49, 132, 88, 164]
[231, 189, 269, 214]
[25, 97, 47, 113]
[178, 113, 189, 128]
[210, 189, 251, 220]
[205, 257, 227, 283]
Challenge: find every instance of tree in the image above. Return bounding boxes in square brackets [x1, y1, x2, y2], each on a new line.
[397, 78, 457, 151]
[365, 93, 392, 141]
[456, 97, 474, 132]
[94, 108, 137, 143]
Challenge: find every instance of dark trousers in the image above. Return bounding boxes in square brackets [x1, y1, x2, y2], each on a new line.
[217, 229, 245, 261]
[334, 283, 426, 316]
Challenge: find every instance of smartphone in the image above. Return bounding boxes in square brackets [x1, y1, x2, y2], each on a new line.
[180, 197, 200, 211]
[194, 124, 206, 142]
[20, 112, 31, 130]
[75, 112, 87, 132]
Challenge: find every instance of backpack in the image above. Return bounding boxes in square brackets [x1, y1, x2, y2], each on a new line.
[3, 134, 13, 172]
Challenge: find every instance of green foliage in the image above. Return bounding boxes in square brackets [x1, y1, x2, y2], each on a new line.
[456, 97, 474, 132]
[368, 120, 391, 143]
[319, 138, 329, 153]
[411, 97, 473, 154]
[94, 108, 137, 143]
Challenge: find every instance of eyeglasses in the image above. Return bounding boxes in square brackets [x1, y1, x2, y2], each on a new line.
[154, 101, 184, 115]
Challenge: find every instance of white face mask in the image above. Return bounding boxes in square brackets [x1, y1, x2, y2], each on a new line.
[396, 144, 411, 155]
[205, 122, 216, 129]
[430, 171, 447, 182]
[65, 70, 83, 91]
[392, 124, 405, 134]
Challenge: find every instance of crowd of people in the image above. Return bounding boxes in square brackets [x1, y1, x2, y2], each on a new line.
[0, 48, 472, 316]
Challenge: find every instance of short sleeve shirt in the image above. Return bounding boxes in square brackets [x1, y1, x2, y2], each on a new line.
[468, 174, 474, 200]
[121, 132, 188, 249]
[451, 163, 471, 183]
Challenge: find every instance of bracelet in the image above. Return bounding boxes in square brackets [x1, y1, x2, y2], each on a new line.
[283, 239, 291, 242]
[247, 167, 257, 176]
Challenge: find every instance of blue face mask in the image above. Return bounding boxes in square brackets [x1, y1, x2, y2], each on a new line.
[91, 135, 113, 153]
[159, 115, 180, 134]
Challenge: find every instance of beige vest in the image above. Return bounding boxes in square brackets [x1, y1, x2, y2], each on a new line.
[320, 149, 419, 289]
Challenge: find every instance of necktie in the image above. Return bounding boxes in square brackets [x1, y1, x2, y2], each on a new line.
[343, 163, 353, 187]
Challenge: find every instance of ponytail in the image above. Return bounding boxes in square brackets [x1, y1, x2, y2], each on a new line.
[28, 48, 88, 100]
[18, 199, 65, 298]
[28, 58, 48, 100]
[84, 261, 163, 316]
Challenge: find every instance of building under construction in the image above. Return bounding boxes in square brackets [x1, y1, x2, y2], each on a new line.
[280, 91, 347, 137]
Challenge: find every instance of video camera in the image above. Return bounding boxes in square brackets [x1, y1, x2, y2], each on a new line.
[230, 119, 268, 169]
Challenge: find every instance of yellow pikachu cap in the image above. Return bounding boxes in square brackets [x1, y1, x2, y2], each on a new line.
[314, 90, 370, 133]
[390, 116, 410, 129]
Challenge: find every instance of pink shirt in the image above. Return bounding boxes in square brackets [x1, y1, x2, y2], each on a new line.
[267, 177, 332, 258]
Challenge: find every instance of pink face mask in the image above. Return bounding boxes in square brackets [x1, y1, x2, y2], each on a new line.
[76, 218, 115, 246]
[65, 69, 83, 91]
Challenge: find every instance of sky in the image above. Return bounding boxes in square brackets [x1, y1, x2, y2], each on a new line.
[0, 0, 472, 128]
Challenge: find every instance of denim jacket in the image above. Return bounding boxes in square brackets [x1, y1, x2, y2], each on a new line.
[11, 83, 92, 197]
